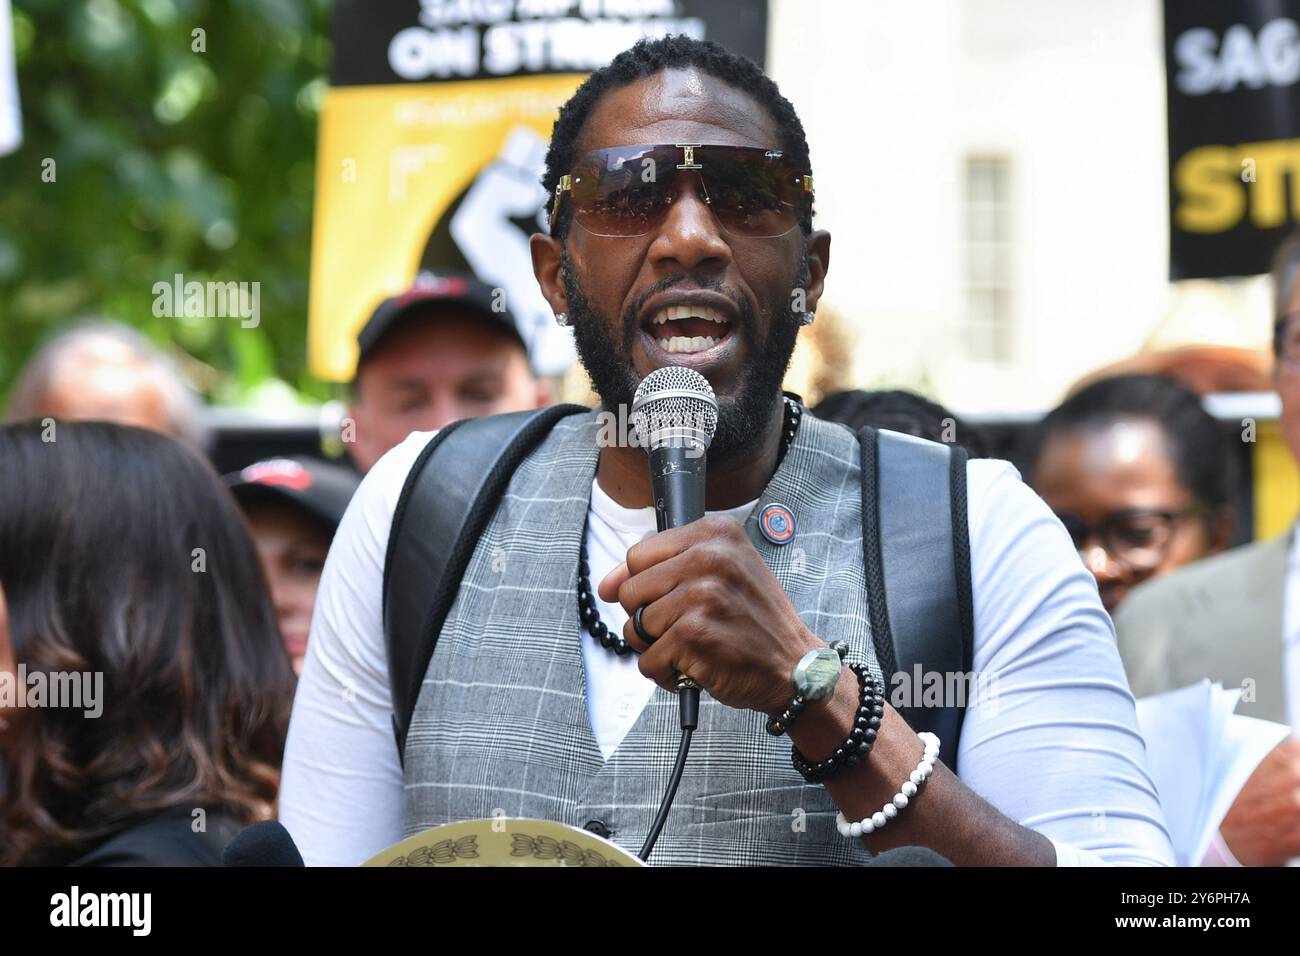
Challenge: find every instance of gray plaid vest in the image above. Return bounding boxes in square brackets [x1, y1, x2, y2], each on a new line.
[403, 409, 885, 865]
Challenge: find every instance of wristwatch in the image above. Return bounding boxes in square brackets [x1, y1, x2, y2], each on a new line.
[766, 641, 851, 737]
[792, 640, 850, 701]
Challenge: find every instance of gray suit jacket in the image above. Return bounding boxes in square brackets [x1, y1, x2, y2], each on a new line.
[1112, 533, 1291, 725]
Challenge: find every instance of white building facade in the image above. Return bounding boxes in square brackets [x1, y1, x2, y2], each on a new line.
[768, 0, 1273, 413]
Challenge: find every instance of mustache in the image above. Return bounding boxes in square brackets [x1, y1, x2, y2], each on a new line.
[620, 272, 753, 349]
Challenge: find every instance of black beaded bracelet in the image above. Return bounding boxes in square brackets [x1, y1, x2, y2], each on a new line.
[765, 695, 807, 736]
[790, 663, 885, 784]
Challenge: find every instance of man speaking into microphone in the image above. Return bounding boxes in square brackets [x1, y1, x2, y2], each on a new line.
[280, 36, 1173, 867]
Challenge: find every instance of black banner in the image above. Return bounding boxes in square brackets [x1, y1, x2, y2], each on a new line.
[0, 864, 1284, 942]
[330, 0, 769, 86]
[1165, 1, 1300, 279]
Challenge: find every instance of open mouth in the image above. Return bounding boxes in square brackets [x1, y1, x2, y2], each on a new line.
[646, 304, 734, 355]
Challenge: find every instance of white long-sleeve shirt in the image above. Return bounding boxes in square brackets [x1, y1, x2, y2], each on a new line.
[279, 431, 1175, 867]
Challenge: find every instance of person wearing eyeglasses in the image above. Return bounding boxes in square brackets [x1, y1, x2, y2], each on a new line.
[1106, 231, 1300, 867]
[280, 36, 1173, 868]
[1025, 373, 1236, 616]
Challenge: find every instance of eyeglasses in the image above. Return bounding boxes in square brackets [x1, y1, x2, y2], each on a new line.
[1276, 311, 1300, 371]
[549, 143, 814, 239]
[1055, 507, 1206, 572]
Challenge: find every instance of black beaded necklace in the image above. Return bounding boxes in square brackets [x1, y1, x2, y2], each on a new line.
[577, 395, 804, 656]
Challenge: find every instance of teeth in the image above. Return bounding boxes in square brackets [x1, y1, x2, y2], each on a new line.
[651, 305, 730, 326]
[658, 336, 719, 353]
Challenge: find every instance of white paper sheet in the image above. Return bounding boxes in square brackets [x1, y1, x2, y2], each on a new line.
[1136, 680, 1291, 866]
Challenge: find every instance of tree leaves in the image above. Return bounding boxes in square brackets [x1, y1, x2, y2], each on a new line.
[0, 0, 334, 407]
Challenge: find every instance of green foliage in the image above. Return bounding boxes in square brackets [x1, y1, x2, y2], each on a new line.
[0, 0, 333, 407]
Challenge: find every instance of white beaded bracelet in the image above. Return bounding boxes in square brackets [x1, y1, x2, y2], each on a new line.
[836, 731, 940, 838]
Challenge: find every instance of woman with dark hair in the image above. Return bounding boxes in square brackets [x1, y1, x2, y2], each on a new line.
[0, 421, 294, 866]
[1024, 374, 1236, 614]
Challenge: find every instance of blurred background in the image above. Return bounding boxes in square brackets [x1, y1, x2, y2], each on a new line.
[0, 0, 331, 409]
[0, 0, 1295, 529]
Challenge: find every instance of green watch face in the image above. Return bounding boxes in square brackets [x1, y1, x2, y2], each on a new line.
[793, 647, 843, 701]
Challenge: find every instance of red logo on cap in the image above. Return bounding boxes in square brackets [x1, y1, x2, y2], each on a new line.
[241, 459, 312, 492]
[398, 274, 467, 305]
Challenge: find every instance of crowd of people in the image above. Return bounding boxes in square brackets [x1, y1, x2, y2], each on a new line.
[2, 35, 1299, 867]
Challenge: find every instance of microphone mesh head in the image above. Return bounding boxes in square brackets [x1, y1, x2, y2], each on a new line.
[630, 366, 719, 450]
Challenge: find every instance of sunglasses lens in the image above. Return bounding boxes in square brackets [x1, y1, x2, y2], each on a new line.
[704, 152, 802, 238]
[570, 147, 671, 237]
[566, 146, 808, 238]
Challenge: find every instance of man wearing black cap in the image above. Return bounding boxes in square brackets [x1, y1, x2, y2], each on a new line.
[347, 272, 553, 472]
[226, 457, 360, 675]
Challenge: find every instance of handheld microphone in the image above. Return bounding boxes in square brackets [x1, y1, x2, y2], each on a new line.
[630, 365, 719, 723]
[629, 366, 717, 862]
[630, 364, 719, 534]
[222, 820, 306, 867]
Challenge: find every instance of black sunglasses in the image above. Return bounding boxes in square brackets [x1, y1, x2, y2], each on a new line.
[549, 143, 813, 239]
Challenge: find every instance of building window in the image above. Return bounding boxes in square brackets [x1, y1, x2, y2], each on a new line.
[962, 156, 1013, 362]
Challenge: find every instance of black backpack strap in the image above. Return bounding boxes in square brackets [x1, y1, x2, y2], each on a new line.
[859, 427, 974, 771]
[383, 404, 587, 762]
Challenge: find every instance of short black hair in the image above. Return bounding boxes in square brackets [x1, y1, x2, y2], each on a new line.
[1271, 227, 1300, 358]
[542, 35, 813, 239]
[1023, 373, 1233, 511]
[813, 389, 991, 458]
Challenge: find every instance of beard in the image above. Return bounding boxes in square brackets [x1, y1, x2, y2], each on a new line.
[560, 247, 807, 467]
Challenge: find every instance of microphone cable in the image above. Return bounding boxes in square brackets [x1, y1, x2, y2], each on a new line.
[638, 683, 700, 861]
